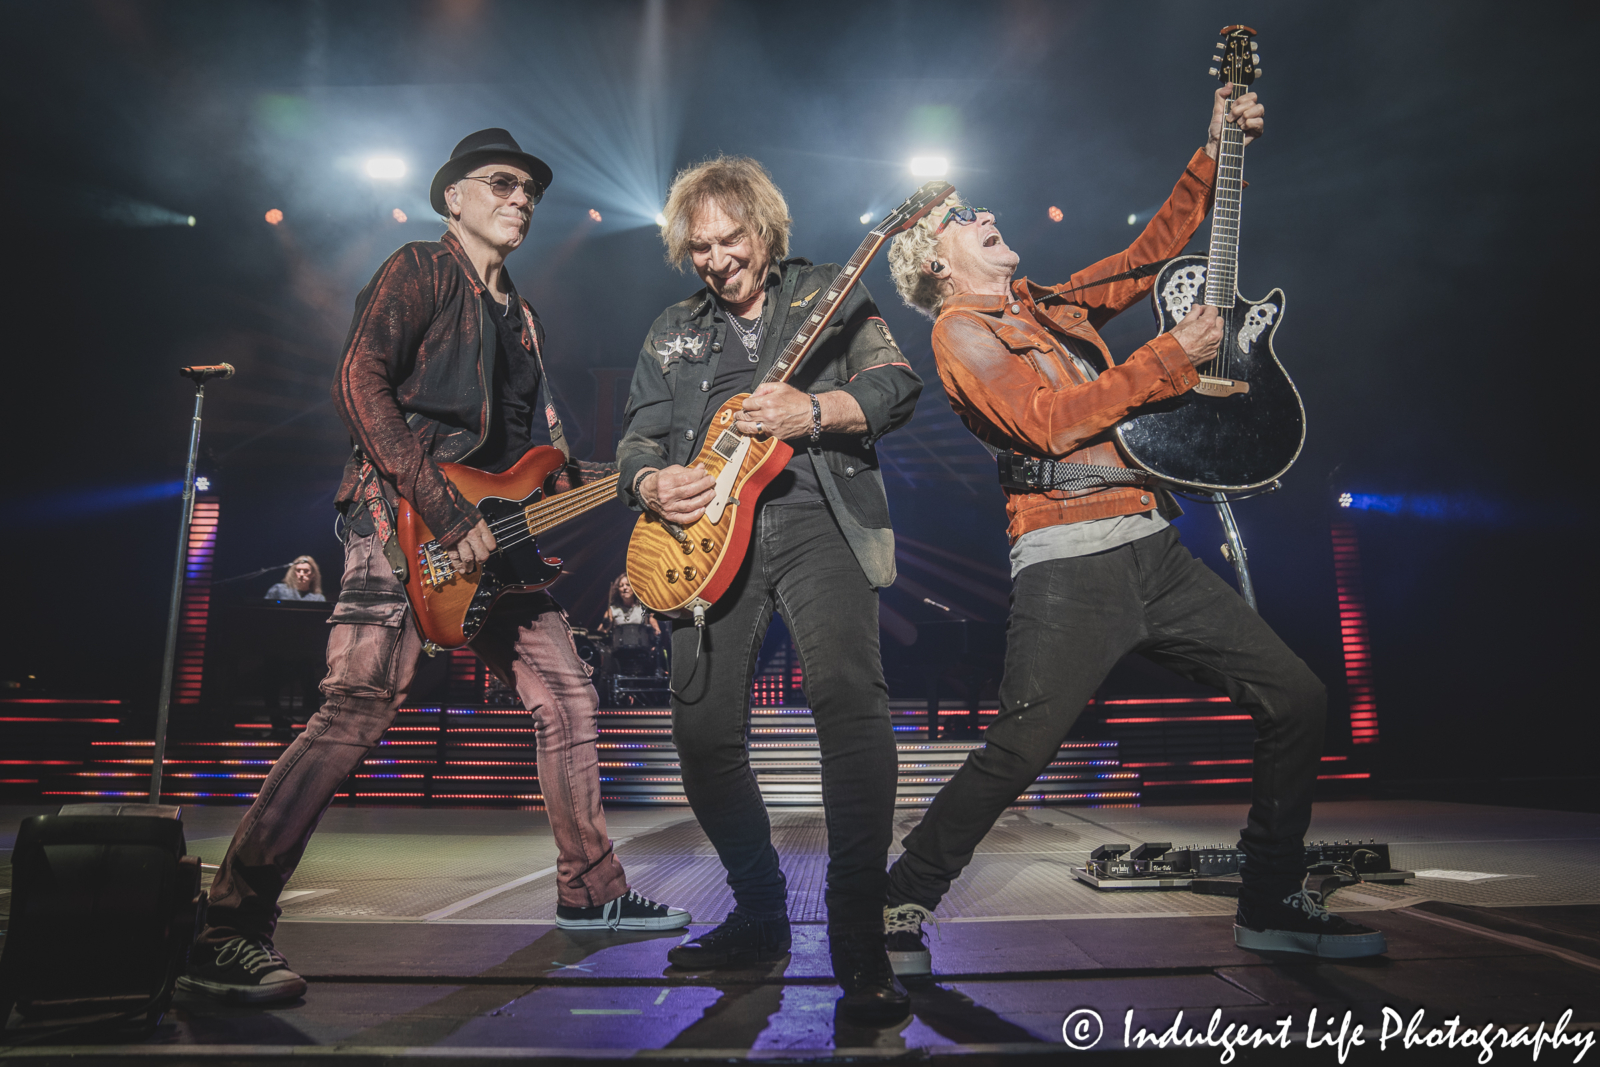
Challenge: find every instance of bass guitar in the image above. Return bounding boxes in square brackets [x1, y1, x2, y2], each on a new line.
[396, 445, 618, 649]
[1115, 25, 1305, 491]
[626, 180, 952, 617]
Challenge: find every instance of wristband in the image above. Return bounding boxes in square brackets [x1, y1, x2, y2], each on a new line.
[808, 393, 822, 443]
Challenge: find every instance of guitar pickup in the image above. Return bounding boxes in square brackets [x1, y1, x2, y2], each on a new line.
[1194, 376, 1250, 397]
[712, 430, 742, 460]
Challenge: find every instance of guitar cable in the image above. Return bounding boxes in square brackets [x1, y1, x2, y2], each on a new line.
[669, 603, 708, 700]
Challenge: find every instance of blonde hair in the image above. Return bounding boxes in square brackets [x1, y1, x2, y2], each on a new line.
[888, 196, 967, 320]
[660, 156, 791, 270]
[283, 555, 323, 596]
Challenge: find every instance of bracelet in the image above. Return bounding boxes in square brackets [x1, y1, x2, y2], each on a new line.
[808, 393, 822, 443]
[632, 468, 658, 500]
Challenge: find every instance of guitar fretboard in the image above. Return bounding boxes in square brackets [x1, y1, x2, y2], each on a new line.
[1204, 91, 1246, 308]
[760, 233, 886, 387]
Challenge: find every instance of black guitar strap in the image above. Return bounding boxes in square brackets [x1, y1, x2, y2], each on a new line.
[1038, 257, 1178, 303]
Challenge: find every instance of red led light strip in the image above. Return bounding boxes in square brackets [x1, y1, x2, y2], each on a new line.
[1331, 518, 1379, 745]
[176, 497, 220, 704]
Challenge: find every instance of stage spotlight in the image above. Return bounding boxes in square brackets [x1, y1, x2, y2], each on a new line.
[364, 157, 407, 180]
[264, 209, 283, 226]
[187, 216, 196, 227]
[1048, 206, 1064, 222]
[195, 477, 211, 492]
[1338, 492, 1352, 508]
[1127, 213, 1138, 225]
[589, 208, 603, 222]
[909, 156, 949, 177]
[655, 212, 666, 226]
[859, 211, 873, 225]
[392, 208, 407, 223]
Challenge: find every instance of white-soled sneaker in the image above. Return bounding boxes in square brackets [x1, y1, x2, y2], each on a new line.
[884, 902, 934, 976]
[176, 936, 307, 1004]
[1234, 879, 1387, 959]
[555, 888, 691, 931]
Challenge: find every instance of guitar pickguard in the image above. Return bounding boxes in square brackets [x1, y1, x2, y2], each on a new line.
[1238, 303, 1277, 354]
[1159, 263, 1208, 323]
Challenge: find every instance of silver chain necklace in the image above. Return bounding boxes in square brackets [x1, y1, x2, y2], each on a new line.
[723, 304, 763, 362]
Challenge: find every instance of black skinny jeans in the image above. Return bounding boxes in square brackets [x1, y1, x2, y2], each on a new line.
[888, 525, 1327, 910]
[670, 500, 897, 928]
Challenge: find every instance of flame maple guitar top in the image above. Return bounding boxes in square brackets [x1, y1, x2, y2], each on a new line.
[626, 393, 794, 615]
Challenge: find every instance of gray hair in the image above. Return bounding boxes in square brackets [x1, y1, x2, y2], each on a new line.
[888, 196, 966, 320]
[660, 156, 791, 270]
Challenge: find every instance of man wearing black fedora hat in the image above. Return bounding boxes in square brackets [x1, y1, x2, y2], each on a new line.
[179, 130, 689, 1006]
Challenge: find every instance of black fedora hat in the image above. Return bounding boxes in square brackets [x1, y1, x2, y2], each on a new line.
[430, 128, 553, 216]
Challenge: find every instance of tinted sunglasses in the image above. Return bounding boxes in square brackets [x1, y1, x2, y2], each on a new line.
[934, 206, 990, 234]
[462, 172, 546, 205]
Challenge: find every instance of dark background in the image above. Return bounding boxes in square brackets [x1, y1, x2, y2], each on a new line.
[1, 0, 1592, 788]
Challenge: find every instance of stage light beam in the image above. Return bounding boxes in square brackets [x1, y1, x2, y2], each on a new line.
[909, 156, 949, 177]
[364, 157, 407, 180]
[655, 212, 666, 226]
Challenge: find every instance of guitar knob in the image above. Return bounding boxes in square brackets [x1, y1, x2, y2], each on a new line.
[681, 541, 694, 555]
[700, 538, 714, 554]
[683, 566, 697, 582]
[665, 569, 678, 584]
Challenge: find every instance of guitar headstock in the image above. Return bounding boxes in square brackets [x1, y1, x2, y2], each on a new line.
[872, 180, 955, 238]
[1211, 24, 1261, 85]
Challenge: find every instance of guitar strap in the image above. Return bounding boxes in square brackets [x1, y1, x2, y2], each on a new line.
[517, 301, 571, 460]
[996, 451, 1153, 493]
[1038, 257, 1177, 303]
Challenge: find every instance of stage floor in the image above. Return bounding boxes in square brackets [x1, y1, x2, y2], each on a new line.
[2, 798, 1597, 1062]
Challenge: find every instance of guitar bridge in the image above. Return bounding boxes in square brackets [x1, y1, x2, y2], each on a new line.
[418, 541, 455, 589]
[1194, 375, 1250, 397]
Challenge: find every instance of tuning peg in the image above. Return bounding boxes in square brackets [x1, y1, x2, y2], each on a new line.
[1209, 67, 1219, 76]
[1212, 54, 1222, 61]
[1250, 41, 1258, 51]
[1215, 41, 1224, 48]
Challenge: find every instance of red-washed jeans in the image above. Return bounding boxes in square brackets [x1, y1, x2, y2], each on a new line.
[201, 530, 628, 945]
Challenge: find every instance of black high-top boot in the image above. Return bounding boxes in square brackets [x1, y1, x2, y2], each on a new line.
[829, 923, 911, 1024]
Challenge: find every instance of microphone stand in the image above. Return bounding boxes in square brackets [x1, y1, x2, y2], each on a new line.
[212, 562, 296, 587]
[151, 368, 229, 803]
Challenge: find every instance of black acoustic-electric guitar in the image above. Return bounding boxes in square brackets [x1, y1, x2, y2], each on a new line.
[1116, 26, 1305, 492]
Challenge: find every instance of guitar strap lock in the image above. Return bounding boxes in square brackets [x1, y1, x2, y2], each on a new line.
[996, 451, 1153, 493]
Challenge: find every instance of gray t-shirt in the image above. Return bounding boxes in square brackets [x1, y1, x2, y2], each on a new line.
[1008, 341, 1168, 578]
[265, 583, 325, 602]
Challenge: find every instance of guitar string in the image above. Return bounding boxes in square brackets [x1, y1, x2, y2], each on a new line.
[481, 475, 619, 540]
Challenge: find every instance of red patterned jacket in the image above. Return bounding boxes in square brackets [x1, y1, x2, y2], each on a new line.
[332, 231, 543, 548]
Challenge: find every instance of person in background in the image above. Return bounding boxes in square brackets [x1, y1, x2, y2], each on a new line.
[264, 556, 325, 602]
[596, 573, 660, 638]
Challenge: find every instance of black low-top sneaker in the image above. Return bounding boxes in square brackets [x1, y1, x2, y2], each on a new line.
[830, 924, 911, 1024]
[1234, 880, 1388, 958]
[555, 888, 691, 931]
[176, 937, 307, 1004]
[666, 911, 791, 969]
[884, 902, 933, 976]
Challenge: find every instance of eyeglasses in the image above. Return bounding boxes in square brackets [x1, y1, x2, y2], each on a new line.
[934, 206, 990, 234]
[462, 173, 546, 205]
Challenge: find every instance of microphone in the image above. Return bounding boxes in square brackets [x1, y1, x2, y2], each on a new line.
[179, 363, 235, 382]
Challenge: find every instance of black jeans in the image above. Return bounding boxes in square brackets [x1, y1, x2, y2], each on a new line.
[670, 500, 897, 927]
[888, 525, 1326, 909]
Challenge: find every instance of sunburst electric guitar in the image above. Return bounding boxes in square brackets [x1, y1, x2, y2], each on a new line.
[625, 181, 952, 617]
[397, 445, 618, 650]
[1115, 25, 1306, 491]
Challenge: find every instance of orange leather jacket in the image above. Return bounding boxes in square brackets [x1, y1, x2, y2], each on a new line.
[931, 148, 1218, 542]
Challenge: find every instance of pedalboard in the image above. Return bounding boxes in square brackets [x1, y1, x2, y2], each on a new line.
[1072, 840, 1414, 890]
